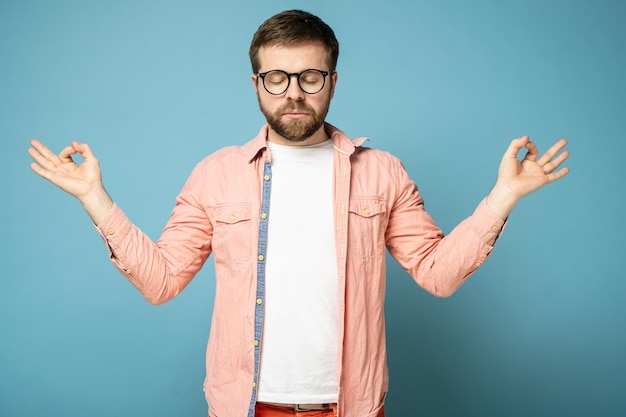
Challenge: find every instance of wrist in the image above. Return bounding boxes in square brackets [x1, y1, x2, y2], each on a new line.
[486, 183, 519, 220]
[79, 185, 114, 225]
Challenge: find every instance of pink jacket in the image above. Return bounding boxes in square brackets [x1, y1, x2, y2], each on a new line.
[97, 123, 505, 417]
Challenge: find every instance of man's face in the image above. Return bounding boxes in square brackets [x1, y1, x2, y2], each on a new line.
[252, 43, 338, 145]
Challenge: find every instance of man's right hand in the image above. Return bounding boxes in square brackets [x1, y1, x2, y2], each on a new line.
[28, 139, 114, 225]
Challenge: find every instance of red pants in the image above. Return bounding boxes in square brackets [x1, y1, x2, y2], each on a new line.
[254, 402, 385, 417]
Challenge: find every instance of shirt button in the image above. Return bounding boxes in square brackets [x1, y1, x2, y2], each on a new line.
[475, 261, 482, 268]
[363, 208, 370, 215]
[125, 269, 132, 275]
[491, 226, 499, 232]
[252, 382, 257, 388]
[258, 255, 264, 261]
[264, 175, 270, 181]
[261, 213, 267, 219]
[263, 151, 269, 159]
[107, 228, 115, 235]
[254, 340, 259, 346]
[229, 215, 236, 221]
[256, 298, 263, 305]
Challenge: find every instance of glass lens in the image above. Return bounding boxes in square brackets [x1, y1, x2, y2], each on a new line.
[263, 71, 289, 94]
[298, 70, 325, 94]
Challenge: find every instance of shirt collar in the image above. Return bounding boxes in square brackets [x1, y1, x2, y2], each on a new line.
[241, 122, 369, 163]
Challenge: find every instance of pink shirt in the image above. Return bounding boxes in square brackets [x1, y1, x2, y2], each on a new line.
[97, 123, 505, 417]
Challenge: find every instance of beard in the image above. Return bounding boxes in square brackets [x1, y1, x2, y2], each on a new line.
[258, 95, 331, 143]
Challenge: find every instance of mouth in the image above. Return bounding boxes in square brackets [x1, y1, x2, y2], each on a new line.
[283, 111, 309, 119]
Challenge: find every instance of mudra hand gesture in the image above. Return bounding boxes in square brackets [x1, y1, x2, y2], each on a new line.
[486, 136, 569, 219]
[28, 139, 113, 224]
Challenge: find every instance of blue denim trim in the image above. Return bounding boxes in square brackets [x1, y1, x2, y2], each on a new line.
[248, 160, 272, 417]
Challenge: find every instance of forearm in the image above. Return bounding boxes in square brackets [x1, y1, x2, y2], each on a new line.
[94, 163, 214, 304]
[79, 184, 115, 226]
[96, 203, 211, 305]
[392, 199, 505, 297]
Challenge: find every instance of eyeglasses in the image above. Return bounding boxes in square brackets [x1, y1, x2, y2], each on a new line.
[256, 69, 333, 95]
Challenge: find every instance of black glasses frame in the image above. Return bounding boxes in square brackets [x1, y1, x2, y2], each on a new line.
[256, 69, 333, 95]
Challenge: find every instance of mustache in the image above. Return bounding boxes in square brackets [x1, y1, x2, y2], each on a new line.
[279, 102, 314, 113]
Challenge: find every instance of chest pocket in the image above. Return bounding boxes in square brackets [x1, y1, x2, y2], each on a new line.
[348, 197, 387, 257]
[212, 203, 253, 262]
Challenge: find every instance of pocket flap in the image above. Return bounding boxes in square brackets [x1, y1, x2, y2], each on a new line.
[348, 197, 386, 218]
[213, 203, 252, 224]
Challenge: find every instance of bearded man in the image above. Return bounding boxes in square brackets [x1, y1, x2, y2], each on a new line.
[28, 9, 569, 417]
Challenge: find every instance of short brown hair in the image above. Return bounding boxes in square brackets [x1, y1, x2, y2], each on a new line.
[249, 10, 339, 73]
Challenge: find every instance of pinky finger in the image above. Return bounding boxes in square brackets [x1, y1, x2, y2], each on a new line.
[30, 162, 51, 180]
[548, 167, 570, 183]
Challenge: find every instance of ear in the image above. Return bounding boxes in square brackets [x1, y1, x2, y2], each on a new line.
[251, 74, 259, 94]
[329, 71, 338, 99]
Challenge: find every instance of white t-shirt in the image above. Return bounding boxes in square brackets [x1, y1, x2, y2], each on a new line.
[257, 139, 339, 404]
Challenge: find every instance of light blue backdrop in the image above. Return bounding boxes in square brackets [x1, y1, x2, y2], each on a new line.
[1, 0, 624, 416]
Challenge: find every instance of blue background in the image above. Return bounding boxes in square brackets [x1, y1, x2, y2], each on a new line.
[1, 0, 625, 416]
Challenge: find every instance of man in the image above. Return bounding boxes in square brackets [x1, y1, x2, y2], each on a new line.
[28, 9, 569, 417]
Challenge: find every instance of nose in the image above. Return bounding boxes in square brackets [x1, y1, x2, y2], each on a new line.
[285, 75, 305, 101]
